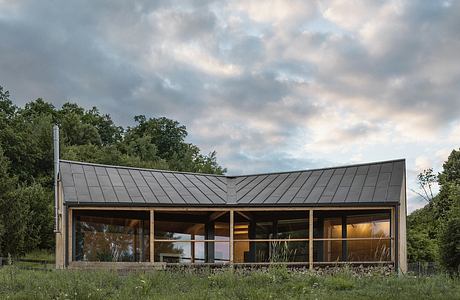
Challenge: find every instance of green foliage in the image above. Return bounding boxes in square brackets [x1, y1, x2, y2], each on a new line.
[0, 84, 226, 256]
[439, 216, 460, 273]
[124, 116, 226, 174]
[408, 148, 460, 273]
[407, 228, 438, 262]
[21, 249, 54, 261]
[0, 146, 18, 256]
[0, 268, 459, 299]
[0, 176, 53, 255]
[438, 149, 460, 185]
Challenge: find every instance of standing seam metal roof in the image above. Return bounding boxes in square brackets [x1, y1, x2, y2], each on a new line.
[60, 159, 405, 206]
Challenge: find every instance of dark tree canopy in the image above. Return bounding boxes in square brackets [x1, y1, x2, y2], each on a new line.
[0, 84, 225, 256]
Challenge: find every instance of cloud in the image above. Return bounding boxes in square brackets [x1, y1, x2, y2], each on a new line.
[415, 156, 433, 172]
[0, 0, 459, 212]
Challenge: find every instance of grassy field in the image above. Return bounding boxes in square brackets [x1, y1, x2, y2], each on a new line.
[0, 266, 459, 300]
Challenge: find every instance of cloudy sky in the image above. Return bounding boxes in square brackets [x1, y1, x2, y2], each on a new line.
[1, 0, 459, 212]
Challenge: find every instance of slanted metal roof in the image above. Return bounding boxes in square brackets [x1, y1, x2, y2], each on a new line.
[60, 159, 405, 207]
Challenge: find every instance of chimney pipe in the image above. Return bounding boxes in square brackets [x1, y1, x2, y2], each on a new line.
[53, 125, 60, 233]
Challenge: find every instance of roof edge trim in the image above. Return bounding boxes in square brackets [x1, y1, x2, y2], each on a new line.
[59, 159, 227, 177]
[60, 158, 406, 178]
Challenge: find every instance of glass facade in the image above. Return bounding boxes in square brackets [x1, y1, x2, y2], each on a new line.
[72, 209, 392, 265]
[313, 211, 391, 263]
[233, 211, 309, 263]
[321, 217, 342, 262]
[154, 211, 230, 263]
[346, 214, 391, 261]
[74, 210, 150, 262]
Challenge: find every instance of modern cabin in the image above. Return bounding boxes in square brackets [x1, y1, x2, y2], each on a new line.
[54, 158, 407, 272]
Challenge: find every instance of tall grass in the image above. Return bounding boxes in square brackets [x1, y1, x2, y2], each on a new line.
[0, 266, 458, 299]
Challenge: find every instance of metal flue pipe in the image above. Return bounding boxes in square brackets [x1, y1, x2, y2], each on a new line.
[53, 125, 60, 233]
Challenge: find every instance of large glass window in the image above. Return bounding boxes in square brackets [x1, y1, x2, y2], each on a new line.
[322, 217, 342, 262]
[72, 209, 393, 265]
[346, 214, 390, 261]
[74, 210, 150, 262]
[154, 211, 230, 263]
[233, 211, 309, 263]
[313, 210, 391, 263]
[277, 219, 308, 239]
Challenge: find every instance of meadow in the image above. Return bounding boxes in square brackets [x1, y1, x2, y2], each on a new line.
[0, 265, 459, 300]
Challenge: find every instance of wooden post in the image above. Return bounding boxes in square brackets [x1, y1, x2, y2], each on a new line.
[309, 209, 313, 270]
[391, 207, 395, 263]
[150, 209, 154, 263]
[341, 215, 347, 262]
[230, 210, 234, 264]
[139, 221, 144, 262]
[55, 181, 65, 268]
[68, 208, 73, 263]
[191, 234, 195, 263]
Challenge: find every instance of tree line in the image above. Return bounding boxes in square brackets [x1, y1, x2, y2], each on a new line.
[408, 150, 460, 273]
[0, 85, 225, 257]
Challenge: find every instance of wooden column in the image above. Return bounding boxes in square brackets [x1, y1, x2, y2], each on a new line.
[205, 221, 215, 263]
[229, 210, 234, 264]
[309, 209, 313, 270]
[191, 234, 195, 263]
[150, 209, 154, 263]
[133, 226, 138, 261]
[248, 219, 256, 262]
[341, 215, 347, 261]
[139, 222, 144, 262]
[68, 208, 73, 264]
[391, 207, 395, 263]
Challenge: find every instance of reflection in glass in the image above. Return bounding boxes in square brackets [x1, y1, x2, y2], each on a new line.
[347, 214, 390, 261]
[255, 221, 273, 239]
[153, 212, 230, 263]
[277, 219, 308, 239]
[154, 242, 192, 263]
[214, 222, 230, 263]
[75, 213, 149, 262]
[347, 240, 391, 261]
[234, 241, 308, 263]
[234, 222, 249, 262]
[323, 217, 342, 262]
[155, 221, 205, 240]
[154, 241, 229, 263]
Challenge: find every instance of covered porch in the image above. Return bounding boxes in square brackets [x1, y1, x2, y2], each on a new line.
[68, 206, 397, 269]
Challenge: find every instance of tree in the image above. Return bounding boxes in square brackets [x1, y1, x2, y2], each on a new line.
[439, 216, 460, 274]
[439, 150, 460, 185]
[0, 146, 22, 256]
[0, 86, 16, 118]
[0, 84, 226, 256]
[438, 183, 460, 273]
[123, 116, 225, 174]
[407, 148, 460, 270]
[125, 116, 188, 161]
[411, 168, 437, 203]
[81, 107, 123, 145]
[407, 228, 438, 262]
